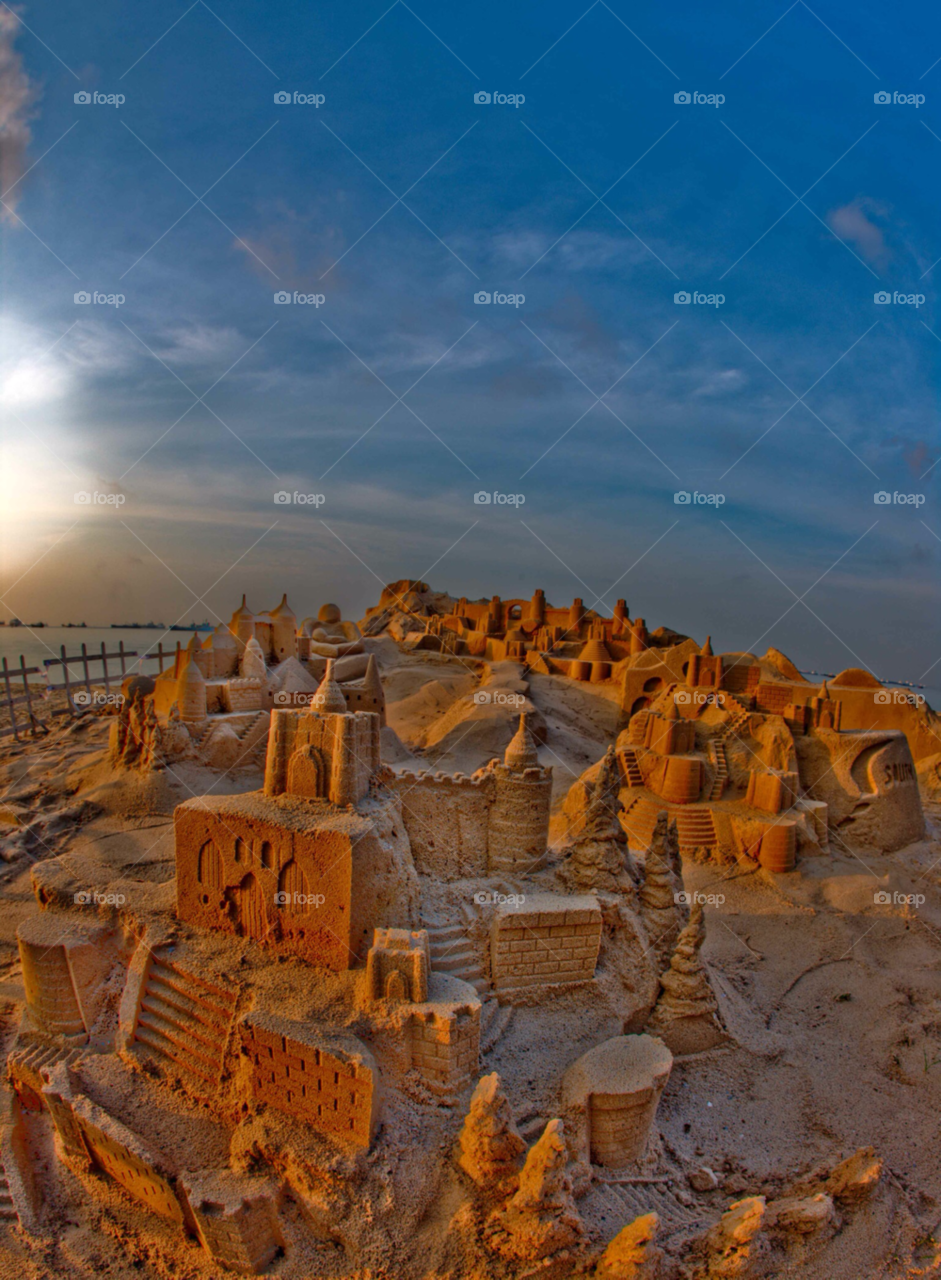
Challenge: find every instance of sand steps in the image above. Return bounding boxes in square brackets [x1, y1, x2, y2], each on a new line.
[8, 1038, 85, 1098]
[717, 705, 751, 742]
[424, 919, 488, 995]
[708, 740, 728, 800]
[515, 1109, 549, 1145]
[587, 1176, 707, 1239]
[621, 796, 717, 852]
[480, 1000, 514, 1055]
[619, 746, 644, 788]
[620, 796, 663, 849]
[132, 953, 237, 1087]
[0, 1165, 16, 1223]
[674, 808, 717, 849]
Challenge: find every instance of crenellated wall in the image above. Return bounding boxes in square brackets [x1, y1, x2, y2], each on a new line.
[387, 761, 551, 879]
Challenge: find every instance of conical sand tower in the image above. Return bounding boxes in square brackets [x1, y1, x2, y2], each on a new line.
[645, 903, 727, 1054]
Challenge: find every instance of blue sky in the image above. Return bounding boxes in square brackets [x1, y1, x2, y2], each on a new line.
[0, 0, 938, 687]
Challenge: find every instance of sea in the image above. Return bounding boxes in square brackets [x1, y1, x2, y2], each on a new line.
[0, 626, 204, 685]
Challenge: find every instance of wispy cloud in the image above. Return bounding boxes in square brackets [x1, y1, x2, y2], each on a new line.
[0, 8, 35, 219]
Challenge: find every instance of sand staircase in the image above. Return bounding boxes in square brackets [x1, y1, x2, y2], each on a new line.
[673, 808, 717, 851]
[716, 696, 752, 742]
[587, 1177, 707, 1240]
[621, 796, 717, 853]
[619, 746, 644, 788]
[479, 999, 514, 1055]
[7, 1038, 85, 1099]
[131, 952, 238, 1090]
[515, 1107, 551, 1145]
[0, 1162, 16, 1224]
[708, 740, 729, 800]
[194, 710, 268, 753]
[627, 716, 647, 746]
[620, 795, 662, 849]
[423, 914, 488, 996]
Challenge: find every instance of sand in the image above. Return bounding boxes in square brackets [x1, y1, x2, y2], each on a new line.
[0, 651, 938, 1279]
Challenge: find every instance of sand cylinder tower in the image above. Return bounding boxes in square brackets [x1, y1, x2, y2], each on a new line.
[487, 714, 552, 874]
[269, 594, 298, 662]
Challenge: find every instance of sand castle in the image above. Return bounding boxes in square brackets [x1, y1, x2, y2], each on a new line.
[370, 582, 925, 863]
[0, 577, 914, 1276]
[4, 633, 720, 1274]
[109, 596, 384, 773]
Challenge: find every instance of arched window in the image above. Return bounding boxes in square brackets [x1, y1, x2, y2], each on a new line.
[197, 841, 223, 889]
[278, 860, 310, 913]
[260, 841, 273, 869]
[234, 838, 247, 863]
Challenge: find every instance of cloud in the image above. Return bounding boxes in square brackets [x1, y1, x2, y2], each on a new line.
[0, 8, 35, 220]
[826, 198, 889, 267]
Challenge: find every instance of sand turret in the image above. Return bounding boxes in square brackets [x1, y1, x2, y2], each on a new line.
[230, 594, 255, 651]
[310, 659, 347, 715]
[240, 635, 266, 680]
[177, 639, 207, 722]
[269, 593, 298, 662]
[504, 712, 539, 771]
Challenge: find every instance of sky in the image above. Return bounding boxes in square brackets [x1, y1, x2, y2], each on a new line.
[0, 0, 938, 688]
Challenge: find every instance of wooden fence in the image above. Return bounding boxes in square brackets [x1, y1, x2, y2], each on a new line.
[1, 640, 182, 741]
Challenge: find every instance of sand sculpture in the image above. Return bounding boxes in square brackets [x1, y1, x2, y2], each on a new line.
[0, 576, 911, 1276]
[361, 582, 929, 862]
[4, 631, 726, 1275]
[108, 596, 384, 774]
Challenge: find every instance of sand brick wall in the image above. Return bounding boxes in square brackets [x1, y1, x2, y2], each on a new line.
[491, 896, 602, 994]
[410, 1007, 479, 1097]
[241, 1014, 379, 1151]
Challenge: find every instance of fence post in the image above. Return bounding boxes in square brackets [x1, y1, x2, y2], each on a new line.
[101, 641, 111, 695]
[18, 655, 40, 734]
[1, 657, 18, 741]
[118, 640, 127, 677]
[60, 644, 71, 711]
[80, 643, 90, 699]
